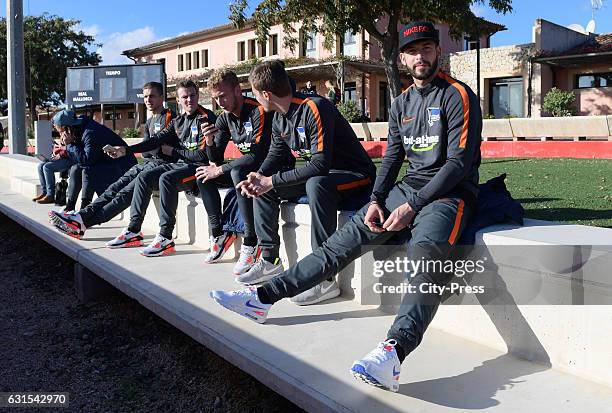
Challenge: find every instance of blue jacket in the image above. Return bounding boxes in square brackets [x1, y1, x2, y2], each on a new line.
[66, 117, 136, 169]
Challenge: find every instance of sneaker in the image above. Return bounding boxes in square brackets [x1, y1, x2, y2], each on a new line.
[350, 339, 401, 392]
[235, 258, 283, 285]
[106, 229, 144, 249]
[204, 233, 237, 264]
[290, 279, 341, 306]
[141, 234, 176, 257]
[233, 245, 260, 275]
[48, 209, 70, 224]
[209, 287, 271, 323]
[49, 211, 85, 240]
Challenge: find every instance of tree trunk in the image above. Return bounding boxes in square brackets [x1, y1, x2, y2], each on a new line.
[380, 37, 402, 100]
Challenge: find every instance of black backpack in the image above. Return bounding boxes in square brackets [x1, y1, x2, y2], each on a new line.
[54, 179, 68, 206]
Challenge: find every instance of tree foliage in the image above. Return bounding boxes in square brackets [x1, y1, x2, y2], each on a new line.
[229, 0, 512, 98]
[0, 13, 101, 125]
[337, 100, 363, 123]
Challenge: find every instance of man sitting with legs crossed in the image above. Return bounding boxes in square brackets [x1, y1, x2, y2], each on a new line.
[211, 21, 482, 391]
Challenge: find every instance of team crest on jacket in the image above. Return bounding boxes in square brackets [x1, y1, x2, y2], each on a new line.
[427, 107, 441, 126]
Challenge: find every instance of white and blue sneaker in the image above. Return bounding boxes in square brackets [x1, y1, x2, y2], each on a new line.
[350, 339, 401, 392]
[209, 287, 271, 324]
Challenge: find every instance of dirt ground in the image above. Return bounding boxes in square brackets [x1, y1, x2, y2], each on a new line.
[0, 212, 303, 412]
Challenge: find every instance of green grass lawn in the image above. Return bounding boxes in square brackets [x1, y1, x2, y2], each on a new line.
[477, 158, 612, 228]
[384, 158, 611, 228]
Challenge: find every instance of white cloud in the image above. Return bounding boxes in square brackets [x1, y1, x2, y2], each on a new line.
[96, 27, 157, 64]
[76, 24, 101, 38]
[470, 4, 487, 17]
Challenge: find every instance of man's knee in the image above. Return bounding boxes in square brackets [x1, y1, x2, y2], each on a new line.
[136, 170, 160, 187]
[305, 176, 333, 195]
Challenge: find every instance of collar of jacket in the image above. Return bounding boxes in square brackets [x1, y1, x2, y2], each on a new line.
[413, 75, 444, 97]
[283, 91, 309, 119]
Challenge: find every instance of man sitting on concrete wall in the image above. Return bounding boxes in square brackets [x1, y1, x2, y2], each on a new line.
[49, 109, 137, 211]
[103, 80, 216, 257]
[50, 81, 176, 244]
[210, 21, 482, 392]
[196, 69, 288, 275]
[232, 60, 377, 306]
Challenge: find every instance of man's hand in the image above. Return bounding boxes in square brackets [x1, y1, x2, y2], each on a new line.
[50, 153, 60, 161]
[195, 164, 223, 183]
[383, 202, 416, 232]
[236, 172, 273, 198]
[105, 146, 126, 158]
[200, 122, 219, 146]
[364, 202, 386, 233]
[161, 144, 174, 156]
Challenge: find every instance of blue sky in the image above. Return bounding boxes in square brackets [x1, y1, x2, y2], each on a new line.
[1, 0, 611, 64]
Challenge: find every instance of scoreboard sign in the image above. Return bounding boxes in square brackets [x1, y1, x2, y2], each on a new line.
[66, 63, 165, 106]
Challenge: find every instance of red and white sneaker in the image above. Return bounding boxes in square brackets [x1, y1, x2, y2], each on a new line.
[140, 234, 175, 257]
[106, 229, 144, 249]
[49, 211, 85, 240]
[233, 245, 260, 275]
[204, 233, 236, 264]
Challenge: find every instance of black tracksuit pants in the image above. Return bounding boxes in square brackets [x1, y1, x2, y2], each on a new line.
[259, 180, 472, 358]
[196, 164, 257, 246]
[255, 171, 373, 260]
[127, 163, 199, 239]
[79, 160, 166, 228]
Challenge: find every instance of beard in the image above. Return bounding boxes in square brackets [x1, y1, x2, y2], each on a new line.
[407, 56, 439, 80]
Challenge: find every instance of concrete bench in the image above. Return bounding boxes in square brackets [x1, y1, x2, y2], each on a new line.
[2, 153, 612, 412]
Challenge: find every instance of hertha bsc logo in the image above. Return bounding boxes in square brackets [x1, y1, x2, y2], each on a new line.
[427, 107, 441, 126]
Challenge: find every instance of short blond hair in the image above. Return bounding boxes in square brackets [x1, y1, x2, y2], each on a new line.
[208, 69, 240, 91]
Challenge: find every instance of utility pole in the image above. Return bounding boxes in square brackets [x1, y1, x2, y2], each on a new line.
[6, 0, 27, 154]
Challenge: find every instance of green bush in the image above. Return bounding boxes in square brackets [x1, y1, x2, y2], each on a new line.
[543, 87, 576, 117]
[337, 100, 363, 123]
[121, 127, 140, 140]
